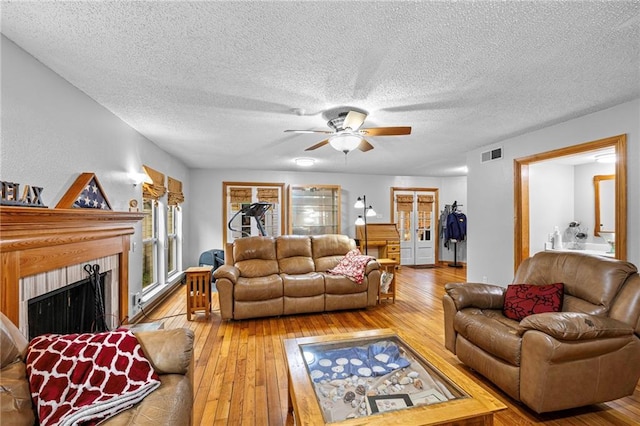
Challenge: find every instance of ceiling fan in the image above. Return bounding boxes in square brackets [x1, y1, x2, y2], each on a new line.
[285, 109, 411, 154]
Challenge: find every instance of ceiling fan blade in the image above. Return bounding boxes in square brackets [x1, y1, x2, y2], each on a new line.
[343, 110, 367, 131]
[305, 139, 329, 151]
[285, 129, 333, 134]
[360, 126, 412, 136]
[358, 139, 374, 152]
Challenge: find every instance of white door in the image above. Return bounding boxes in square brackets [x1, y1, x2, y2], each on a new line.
[393, 190, 436, 266]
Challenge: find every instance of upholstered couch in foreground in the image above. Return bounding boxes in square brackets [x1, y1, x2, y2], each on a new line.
[0, 312, 194, 425]
[214, 234, 381, 320]
[443, 251, 640, 413]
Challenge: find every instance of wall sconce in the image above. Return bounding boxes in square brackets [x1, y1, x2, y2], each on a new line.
[129, 172, 152, 187]
[354, 195, 376, 254]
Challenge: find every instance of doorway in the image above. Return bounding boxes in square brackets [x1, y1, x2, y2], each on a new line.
[514, 134, 627, 270]
[391, 188, 438, 266]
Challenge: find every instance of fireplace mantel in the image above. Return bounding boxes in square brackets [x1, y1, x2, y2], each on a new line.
[0, 206, 145, 327]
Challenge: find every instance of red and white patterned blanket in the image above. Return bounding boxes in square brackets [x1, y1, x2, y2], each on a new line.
[26, 329, 160, 426]
[328, 249, 374, 284]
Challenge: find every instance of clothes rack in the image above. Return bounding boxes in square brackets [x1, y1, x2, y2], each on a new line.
[446, 201, 465, 268]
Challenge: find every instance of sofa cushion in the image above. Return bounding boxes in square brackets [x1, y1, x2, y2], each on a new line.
[277, 235, 315, 274]
[282, 273, 325, 297]
[503, 283, 564, 321]
[234, 274, 283, 301]
[311, 234, 356, 271]
[324, 274, 368, 295]
[104, 374, 192, 426]
[513, 251, 636, 314]
[233, 236, 279, 278]
[454, 308, 523, 366]
[134, 328, 194, 375]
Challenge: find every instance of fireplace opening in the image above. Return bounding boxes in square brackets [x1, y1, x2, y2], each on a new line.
[28, 271, 109, 340]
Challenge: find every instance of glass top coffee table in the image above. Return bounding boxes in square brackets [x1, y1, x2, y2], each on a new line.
[284, 329, 505, 425]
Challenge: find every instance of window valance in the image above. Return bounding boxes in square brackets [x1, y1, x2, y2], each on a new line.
[396, 194, 414, 212]
[229, 188, 252, 203]
[167, 177, 184, 205]
[417, 195, 434, 212]
[142, 165, 166, 200]
[257, 188, 279, 204]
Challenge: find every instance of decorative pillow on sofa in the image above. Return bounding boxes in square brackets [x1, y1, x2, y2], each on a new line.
[502, 283, 564, 321]
[26, 329, 160, 426]
[328, 249, 373, 284]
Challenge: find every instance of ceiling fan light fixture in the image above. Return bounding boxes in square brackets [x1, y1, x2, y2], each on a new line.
[328, 133, 362, 153]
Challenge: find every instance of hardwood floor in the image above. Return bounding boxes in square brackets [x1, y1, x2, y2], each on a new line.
[141, 265, 640, 425]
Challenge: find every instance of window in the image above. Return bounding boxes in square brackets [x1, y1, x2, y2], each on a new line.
[142, 199, 158, 289]
[166, 204, 178, 277]
[141, 167, 185, 295]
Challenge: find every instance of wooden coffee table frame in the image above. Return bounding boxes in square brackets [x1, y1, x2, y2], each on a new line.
[284, 329, 505, 426]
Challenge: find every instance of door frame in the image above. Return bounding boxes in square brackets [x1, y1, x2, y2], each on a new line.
[513, 134, 627, 271]
[390, 187, 439, 265]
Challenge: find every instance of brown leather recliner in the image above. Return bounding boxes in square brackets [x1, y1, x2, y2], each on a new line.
[0, 312, 195, 425]
[214, 234, 380, 320]
[443, 251, 640, 413]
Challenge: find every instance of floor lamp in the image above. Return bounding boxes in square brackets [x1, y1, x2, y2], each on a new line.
[355, 196, 376, 255]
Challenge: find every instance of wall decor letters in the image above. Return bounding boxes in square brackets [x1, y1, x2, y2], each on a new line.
[0, 181, 47, 207]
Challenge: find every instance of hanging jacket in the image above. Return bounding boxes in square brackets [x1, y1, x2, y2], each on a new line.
[446, 211, 467, 242]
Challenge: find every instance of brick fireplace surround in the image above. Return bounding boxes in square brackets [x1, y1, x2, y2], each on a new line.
[0, 206, 145, 331]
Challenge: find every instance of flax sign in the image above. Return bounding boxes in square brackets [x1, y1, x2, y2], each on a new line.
[0, 181, 47, 207]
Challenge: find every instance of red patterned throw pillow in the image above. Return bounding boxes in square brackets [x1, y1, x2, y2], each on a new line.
[26, 329, 160, 426]
[503, 283, 564, 321]
[328, 249, 373, 284]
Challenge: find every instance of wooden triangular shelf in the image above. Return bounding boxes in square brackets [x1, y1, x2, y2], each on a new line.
[55, 172, 112, 210]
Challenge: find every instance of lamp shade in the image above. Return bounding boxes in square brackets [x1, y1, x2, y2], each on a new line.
[354, 197, 364, 209]
[329, 133, 362, 153]
[366, 206, 376, 217]
[355, 216, 365, 226]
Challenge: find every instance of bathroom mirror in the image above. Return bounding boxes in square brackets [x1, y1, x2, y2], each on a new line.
[594, 174, 615, 236]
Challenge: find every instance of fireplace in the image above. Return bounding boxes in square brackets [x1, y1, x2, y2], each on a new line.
[0, 206, 145, 332]
[28, 269, 108, 340]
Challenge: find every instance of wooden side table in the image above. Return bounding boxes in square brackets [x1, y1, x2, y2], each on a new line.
[185, 266, 212, 320]
[377, 258, 398, 303]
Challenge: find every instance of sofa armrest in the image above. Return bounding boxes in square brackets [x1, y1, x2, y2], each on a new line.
[135, 328, 194, 375]
[365, 259, 380, 275]
[213, 265, 240, 283]
[444, 283, 505, 310]
[520, 312, 634, 340]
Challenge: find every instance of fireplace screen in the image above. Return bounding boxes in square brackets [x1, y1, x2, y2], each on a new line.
[28, 271, 108, 340]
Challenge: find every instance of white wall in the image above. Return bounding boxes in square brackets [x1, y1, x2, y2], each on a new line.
[1, 36, 190, 318]
[529, 163, 575, 253]
[467, 99, 640, 286]
[187, 169, 465, 265]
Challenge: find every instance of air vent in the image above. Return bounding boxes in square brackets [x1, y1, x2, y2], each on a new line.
[481, 147, 503, 162]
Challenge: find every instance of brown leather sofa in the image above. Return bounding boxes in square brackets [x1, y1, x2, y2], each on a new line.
[0, 312, 194, 425]
[443, 251, 640, 413]
[214, 234, 381, 320]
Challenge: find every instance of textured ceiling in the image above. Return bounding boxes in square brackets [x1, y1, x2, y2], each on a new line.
[2, 1, 639, 176]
